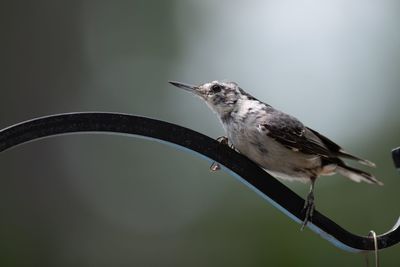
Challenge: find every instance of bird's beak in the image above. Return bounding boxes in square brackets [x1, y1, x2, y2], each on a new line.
[169, 81, 197, 93]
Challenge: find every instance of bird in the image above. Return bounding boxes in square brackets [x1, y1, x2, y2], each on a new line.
[169, 80, 383, 229]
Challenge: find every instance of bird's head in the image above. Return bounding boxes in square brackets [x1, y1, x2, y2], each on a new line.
[169, 80, 255, 117]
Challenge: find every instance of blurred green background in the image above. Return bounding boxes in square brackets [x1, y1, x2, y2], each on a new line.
[1, 0, 399, 266]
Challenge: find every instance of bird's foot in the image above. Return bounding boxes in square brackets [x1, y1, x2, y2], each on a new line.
[216, 136, 229, 145]
[210, 136, 230, 171]
[301, 191, 315, 231]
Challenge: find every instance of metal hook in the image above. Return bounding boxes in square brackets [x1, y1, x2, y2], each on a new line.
[0, 112, 399, 252]
[367, 230, 379, 267]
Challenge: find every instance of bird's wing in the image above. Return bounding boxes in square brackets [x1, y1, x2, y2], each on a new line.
[260, 112, 333, 157]
[260, 112, 375, 167]
[306, 127, 375, 167]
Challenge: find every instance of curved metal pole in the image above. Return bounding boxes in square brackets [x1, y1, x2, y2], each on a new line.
[0, 112, 399, 252]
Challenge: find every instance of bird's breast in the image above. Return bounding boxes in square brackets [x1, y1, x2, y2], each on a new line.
[223, 120, 321, 181]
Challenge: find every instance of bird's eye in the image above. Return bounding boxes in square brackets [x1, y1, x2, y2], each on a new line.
[210, 84, 222, 93]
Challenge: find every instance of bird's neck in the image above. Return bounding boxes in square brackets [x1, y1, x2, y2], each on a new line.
[218, 98, 249, 124]
[219, 97, 265, 125]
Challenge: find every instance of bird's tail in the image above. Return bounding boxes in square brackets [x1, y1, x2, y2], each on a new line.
[337, 149, 376, 167]
[335, 161, 383, 186]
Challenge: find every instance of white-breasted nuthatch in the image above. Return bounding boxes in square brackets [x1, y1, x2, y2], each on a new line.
[169, 80, 383, 229]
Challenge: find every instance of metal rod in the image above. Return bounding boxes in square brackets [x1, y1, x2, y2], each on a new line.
[0, 112, 399, 252]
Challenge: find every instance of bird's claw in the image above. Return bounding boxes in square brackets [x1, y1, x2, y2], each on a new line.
[301, 192, 315, 231]
[216, 136, 229, 145]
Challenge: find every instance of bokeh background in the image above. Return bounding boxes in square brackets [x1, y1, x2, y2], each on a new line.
[1, 0, 399, 266]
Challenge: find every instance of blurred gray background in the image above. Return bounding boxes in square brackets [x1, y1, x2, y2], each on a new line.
[0, 0, 399, 266]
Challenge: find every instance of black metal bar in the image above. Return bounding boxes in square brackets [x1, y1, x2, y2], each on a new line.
[0, 112, 399, 252]
[393, 147, 400, 170]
